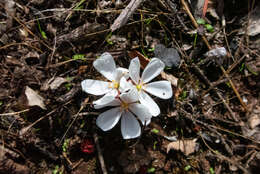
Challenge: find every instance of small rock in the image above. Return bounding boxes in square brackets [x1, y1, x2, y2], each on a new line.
[154, 44, 181, 68]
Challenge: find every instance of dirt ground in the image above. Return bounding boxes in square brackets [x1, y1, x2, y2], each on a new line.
[0, 0, 260, 173]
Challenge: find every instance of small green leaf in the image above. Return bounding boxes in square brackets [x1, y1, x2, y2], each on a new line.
[145, 18, 153, 25]
[239, 63, 245, 72]
[151, 128, 159, 134]
[53, 166, 59, 174]
[184, 165, 191, 171]
[197, 18, 206, 25]
[72, 54, 85, 60]
[37, 20, 47, 39]
[193, 33, 198, 47]
[62, 139, 69, 152]
[209, 167, 215, 174]
[205, 24, 214, 32]
[65, 83, 72, 91]
[105, 31, 113, 45]
[153, 141, 158, 150]
[41, 31, 47, 39]
[148, 47, 155, 52]
[147, 167, 155, 173]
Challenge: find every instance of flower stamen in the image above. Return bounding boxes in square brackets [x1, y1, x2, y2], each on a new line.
[109, 80, 119, 89]
[121, 101, 129, 110]
[136, 84, 142, 91]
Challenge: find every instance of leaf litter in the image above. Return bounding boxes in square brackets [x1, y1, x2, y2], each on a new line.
[0, 0, 260, 173]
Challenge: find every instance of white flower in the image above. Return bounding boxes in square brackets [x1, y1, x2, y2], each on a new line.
[128, 57, 173, 116]
[95, 89, 152, 139]
[81, 52, 128, 103]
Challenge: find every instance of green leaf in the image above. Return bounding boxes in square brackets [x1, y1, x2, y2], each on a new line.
[145, 18, 153, 25]
[37, 20, 47, 39]
[239, 63, 245, 72]
[153, 141, 158, 150]
[148, 47, 155, 52]
[205, 24, 214, 32]
[72, 54, 85, 60]
[41, 31, 47, 39]
[197, 18, 206, 25]
[52, 166, 59, 174]
[151, 128, 159, 134]
[184, 165, 191, 171]
[147, 167, 155, 173]
[209, 167, 215, 174]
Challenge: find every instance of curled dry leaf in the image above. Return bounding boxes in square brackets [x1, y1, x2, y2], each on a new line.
[49, 77, 68, 90]
[167, 138, 197, 156]
[41, 77, 68, 91]
[248, 106, 260, 129]
[25, 86, 46, 110]
[160, 71, 178, 87]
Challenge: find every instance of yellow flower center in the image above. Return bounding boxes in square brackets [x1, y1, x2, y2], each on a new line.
[136, 84, 142, 91]
[121, 101, 129, 110]
[109, 80, 119, 89]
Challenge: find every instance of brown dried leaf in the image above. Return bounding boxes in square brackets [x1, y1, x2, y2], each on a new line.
[248, 106, 260, 129]
[128, 50, 149, 69]
[25, 86, 46, 110]
[160, 71, 178, 87]
[167, 139, 197, 156]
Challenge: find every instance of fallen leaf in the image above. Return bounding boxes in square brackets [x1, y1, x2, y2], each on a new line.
[25, 86, 46, 110]
[247, 6, 260, 36]
[248, 106, 260, 129]
[167, 139, 197, 156]
[41, 77, 68, 91]
[50, 77, 68, 90]
[160, 71, 178, 87]
[128, 50, 149, 69]
[204, 47, 227, 58]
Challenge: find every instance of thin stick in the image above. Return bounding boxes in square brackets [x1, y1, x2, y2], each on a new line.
[0, 109, 30, 116]
[110, 0, 145, 31]
[93, 131, 108, 174]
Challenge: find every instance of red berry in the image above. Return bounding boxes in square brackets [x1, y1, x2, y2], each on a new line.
[80, 139, 95, 154]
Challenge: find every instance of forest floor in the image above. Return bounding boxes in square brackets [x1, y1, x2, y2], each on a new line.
[0, 0, 260, 173]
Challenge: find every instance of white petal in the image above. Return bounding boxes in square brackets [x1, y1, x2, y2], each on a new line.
[93, 90, 120, 109]
[141, 58, 165, 83]
[81, 79, 111, 95]
[120, 88, 139, 103]
[93, 52, 117, 81]
[145, 81, 172, 99]
[129, 57, 140, 84]
[114, 67, 129, 82]
[139, 91, 160, 116]
[119, 77, 134, 93]
[129, 103, 152, 125]
[96, 107, 122, 131]
[121, 111, 141, 139]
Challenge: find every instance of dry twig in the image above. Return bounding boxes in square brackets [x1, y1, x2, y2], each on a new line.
[110, 0, 145, 31]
